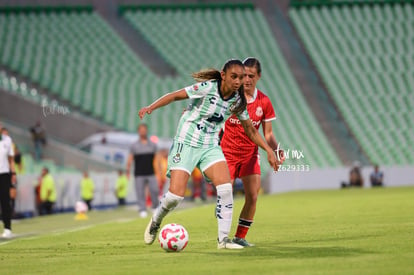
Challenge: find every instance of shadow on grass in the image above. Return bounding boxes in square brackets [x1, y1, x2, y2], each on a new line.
[275, 233, 382, 246]
[187, 245, 371, 259]
[243, 245, 370, 258]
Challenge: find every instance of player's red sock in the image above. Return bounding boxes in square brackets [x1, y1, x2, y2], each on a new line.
[235, 218, 253, 239]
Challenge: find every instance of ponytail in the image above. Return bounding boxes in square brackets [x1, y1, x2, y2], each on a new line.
[191, 68, 221, 82]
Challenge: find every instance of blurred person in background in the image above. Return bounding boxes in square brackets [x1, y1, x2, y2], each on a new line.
[126, 123, 159, 218]
[115, 170, 128, 206]
[30, 121, 46, 161]
[13, 145, 23, 175]
[154, 148, 169, 197]
[39, 167, 56, 215]
[9, 181, 17, 219]
[1, 127, 10, 137]
[191, 168, 206, 202]
[1, 128, 19, 217]
[35, 176, 42, 215]
[0, 125, 16, 238]
[81, 171, 95, 211]
[349, 161, 364, 187]
[341, 161, 364, 188]
[220, 57, 284, 247]
[370, 164, 384, 187]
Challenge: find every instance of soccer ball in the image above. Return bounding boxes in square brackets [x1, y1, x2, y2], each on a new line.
[158, 223, 189, 252]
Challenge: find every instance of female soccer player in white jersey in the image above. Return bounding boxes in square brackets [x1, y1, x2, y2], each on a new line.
[220, 58, 284, 247]
[139, 59, 279, 249]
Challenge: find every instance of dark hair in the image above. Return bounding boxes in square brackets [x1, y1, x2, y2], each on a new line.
[243, 57, 262, 75]
[191, 59, 247, 116]
[191, 68, 221, 82]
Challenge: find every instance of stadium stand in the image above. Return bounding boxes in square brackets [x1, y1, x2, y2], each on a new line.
[0, 69, 63, 107]
[264, 1, 370, 166]
[19, 154, 79, 174]
[289, 1, 414, 165]
[0, 8, 153, 132]
[0, 4, 342, 168]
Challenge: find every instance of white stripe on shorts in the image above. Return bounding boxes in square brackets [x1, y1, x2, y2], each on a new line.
[201, 158, 227, 172]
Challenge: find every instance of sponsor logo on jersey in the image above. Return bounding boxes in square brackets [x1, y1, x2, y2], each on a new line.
[209, 96, 217, 105]
[197, 121, 216, 133]
[256, 106, 263, 117]
[229, 118, 241, 124]
[228, 118, 261, 127]
[207, 112, 224, 123]
[193, 84, 199, 91]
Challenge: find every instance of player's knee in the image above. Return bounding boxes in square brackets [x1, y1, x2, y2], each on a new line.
[245, 193, 258, 205]
[168, 181, 187, 197]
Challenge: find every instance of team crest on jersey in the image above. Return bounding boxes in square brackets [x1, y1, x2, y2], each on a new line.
[192, 84, 199, 91]
[256, 106, 263, 117]
[173, 153, 181, 163]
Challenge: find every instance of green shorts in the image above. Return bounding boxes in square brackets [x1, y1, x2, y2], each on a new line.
[167, 140, 226, 178]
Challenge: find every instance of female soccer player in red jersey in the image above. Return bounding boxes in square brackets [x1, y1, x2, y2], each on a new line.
[220, 57, 284, 247]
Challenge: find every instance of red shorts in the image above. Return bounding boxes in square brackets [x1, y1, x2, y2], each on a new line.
[224, 151, 261, 180]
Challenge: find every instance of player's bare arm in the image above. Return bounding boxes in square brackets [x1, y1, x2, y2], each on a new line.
[139, 89, 189, 119]
[262, 121, 285, 163]
[240, 119, 279, 171]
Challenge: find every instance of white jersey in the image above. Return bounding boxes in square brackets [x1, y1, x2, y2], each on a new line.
[175, 80, 249, 148]
[0, 135, 14, 174]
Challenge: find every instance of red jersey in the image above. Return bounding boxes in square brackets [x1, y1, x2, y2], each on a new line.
[221, 89, 276, 157]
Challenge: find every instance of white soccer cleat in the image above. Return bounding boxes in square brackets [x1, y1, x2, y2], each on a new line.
[1, 229, 13, 239]
[139, 211, 148, 218]
[144, 218, 160, 245]
[217, 237, 244, 250]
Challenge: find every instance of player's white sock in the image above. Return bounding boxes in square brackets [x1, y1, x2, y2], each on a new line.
[152, 191, 183, 225]
[216, 183, 233, 242]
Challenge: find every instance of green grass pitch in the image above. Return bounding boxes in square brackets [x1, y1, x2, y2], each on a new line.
[1, 186, 413, 274]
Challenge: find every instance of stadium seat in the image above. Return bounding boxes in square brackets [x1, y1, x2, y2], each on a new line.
[290, 3, 414, 165]
[0, 10, 156, 132]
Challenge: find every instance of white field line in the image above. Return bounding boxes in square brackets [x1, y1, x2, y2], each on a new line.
[0, 217, 136, 246]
